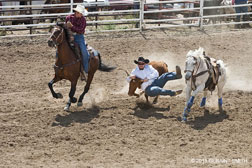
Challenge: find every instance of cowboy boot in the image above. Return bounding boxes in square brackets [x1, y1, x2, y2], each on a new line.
[74, 44, 82, 59]
[175, 66, 182, 79]
[80, 65, 86, 81]
[174, 90, 183, 96]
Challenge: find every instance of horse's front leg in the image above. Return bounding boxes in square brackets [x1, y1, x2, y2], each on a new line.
[200, 90, 208, 108]
[182, 85, 192, 121]
[183, 84, 205, 122]
[48, 77, 63, 99]
[64, 81, 78, 111]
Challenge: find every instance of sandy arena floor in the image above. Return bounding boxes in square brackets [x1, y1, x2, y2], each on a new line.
[0, 27, 252, 168]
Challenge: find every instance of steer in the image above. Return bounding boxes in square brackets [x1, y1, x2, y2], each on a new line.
[128, 61, 168, 104]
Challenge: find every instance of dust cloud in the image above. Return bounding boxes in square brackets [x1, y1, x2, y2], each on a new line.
[86, 86, 109, 105]
[225, 66, 252, 91]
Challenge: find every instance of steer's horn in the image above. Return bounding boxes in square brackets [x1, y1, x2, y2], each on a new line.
[118, 68, 130, 76]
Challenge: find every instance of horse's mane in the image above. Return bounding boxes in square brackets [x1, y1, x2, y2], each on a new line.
[186, 47, 205, 59]
[56, 22, 72, 47]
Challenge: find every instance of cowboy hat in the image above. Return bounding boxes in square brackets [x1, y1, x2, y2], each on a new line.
[73, 4, 88, 16]
[134, 57, 149, 64]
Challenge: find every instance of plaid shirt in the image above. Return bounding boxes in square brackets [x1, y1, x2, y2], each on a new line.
[66, 14, 86, 34]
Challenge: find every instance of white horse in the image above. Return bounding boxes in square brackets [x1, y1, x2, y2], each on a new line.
[182, 47, 227, 122]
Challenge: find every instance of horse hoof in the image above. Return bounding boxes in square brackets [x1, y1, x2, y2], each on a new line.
[57, 93, 63, 99]
[71, 97, 77, 103]
[181, 117, 187, 122]
[182, 110, 188, 122]
[77, 102, 83, 107]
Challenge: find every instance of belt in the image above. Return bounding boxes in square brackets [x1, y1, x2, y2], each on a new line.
[72, 33, 83, 35]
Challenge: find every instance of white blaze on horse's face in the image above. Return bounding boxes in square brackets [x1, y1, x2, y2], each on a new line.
[185, 56, 197, 80]
[48, 26, 63, 47]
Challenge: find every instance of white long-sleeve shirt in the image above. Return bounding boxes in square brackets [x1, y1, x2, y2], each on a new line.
[126, 64, 159, 90]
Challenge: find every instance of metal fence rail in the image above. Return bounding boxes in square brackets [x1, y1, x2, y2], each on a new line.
[0, 0, 252, 38]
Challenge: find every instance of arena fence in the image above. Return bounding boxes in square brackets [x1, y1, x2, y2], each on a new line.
[0, 0, 252, 38]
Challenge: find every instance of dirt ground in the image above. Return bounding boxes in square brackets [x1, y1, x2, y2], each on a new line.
[1, 27, 252, 168]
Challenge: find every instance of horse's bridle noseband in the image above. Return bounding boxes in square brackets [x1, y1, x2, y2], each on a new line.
[185, 56, 210, 80]
[184, 56, 199, 75]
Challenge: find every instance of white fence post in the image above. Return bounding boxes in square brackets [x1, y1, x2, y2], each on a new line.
[70, 0, 74, 13]
[199, 0, 204, 29]
[139, 0, 144, 32]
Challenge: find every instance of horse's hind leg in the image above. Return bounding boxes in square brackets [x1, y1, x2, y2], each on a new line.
[77, 73, 94, 107]
[64, 81, 78, 111]
[48, 77, 63, 99]
[217, 83, 225, 113]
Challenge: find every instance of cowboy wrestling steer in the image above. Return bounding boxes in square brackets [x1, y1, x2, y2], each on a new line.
[127, 60, 169, 104]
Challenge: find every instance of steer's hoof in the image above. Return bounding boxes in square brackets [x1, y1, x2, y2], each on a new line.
[64, 106, 70, 112]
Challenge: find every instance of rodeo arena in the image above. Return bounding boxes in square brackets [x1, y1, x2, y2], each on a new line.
[1, 0, 252, 167]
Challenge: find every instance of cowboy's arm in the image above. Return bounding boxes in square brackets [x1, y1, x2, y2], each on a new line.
[126, 69, 137, 83]
[65, 15, 70, 23]
[71, 17, 86, 34]
[147, 65, 159, 80]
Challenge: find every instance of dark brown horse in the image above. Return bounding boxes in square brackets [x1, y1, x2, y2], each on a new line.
[47, 23, 116, 111]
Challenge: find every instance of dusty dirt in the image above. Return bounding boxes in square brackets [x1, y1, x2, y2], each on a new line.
[1, 27, 252, 168]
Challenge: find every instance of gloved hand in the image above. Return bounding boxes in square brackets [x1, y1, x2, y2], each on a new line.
[67, 21, 73, 28]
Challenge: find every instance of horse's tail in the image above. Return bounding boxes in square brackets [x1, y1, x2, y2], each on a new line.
[217, 60, 226, 74]
[98, 53, 116, 72]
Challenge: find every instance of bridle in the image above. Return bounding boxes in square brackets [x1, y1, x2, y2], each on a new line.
[49, 26, 81, 74]
[184, 56, 200, 75]
[185, 56, 210, 90]
[49, 27, 64, 46]
[185, 56, 210, 79]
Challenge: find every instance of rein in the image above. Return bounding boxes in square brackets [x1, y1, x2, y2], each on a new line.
[54, 59, 80, 70]
[50, 26, 80, 73]
[186, 57, 210, 90]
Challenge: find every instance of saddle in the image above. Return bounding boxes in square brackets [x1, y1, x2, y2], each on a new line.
[204, 56, 221, 92]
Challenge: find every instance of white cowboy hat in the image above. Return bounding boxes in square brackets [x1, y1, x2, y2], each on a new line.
[73, 4, 88, 16]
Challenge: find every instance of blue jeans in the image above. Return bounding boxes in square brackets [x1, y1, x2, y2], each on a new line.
[235, 2, 248, 21]
[145, 72, 178, 97]
[74, 34, 90, 73]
